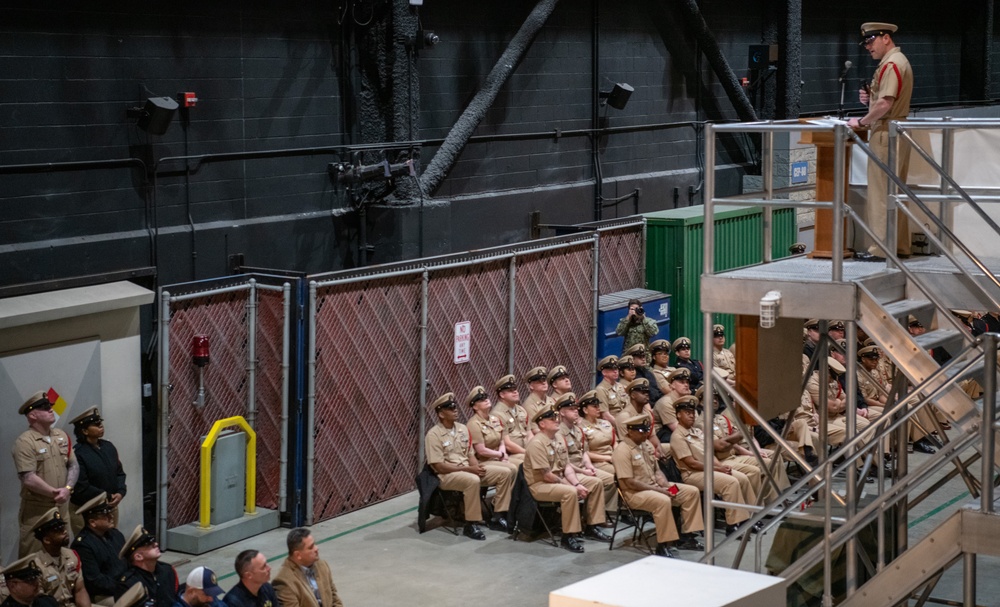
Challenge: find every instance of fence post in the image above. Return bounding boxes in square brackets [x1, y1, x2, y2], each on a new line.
[419, 270, 430, 467]
[508, 257, 517, 374]
[158, 290, 171, 546]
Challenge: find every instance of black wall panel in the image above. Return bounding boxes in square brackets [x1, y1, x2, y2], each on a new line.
[0, 0, 996, 291]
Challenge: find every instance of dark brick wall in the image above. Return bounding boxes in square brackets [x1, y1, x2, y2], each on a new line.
[0, 0, 995, 289]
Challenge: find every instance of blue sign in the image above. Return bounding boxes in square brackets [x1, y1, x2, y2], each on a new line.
[791, 161, 808, 184]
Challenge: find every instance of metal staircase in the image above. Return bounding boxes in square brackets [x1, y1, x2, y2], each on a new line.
[696, 117, 1000, 606]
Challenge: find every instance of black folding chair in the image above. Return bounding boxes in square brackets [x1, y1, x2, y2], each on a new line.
[608, 478, 656, 554]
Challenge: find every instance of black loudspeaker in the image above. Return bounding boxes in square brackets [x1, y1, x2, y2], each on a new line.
[603, 83, 634, 110]
[135, 96, 178, 135]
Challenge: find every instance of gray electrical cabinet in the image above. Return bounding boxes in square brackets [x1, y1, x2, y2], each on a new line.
[209, 430, 247, 525]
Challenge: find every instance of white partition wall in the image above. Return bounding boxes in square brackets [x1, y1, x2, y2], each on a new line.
[0, 281, 153, 564]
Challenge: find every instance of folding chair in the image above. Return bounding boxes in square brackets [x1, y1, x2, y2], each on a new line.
[608, 478, 656, 554]
[508, 464, 561, 547]
[415, 464, 465, 536]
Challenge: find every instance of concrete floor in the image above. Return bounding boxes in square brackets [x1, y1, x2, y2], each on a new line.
[161, 446, 1000, 607]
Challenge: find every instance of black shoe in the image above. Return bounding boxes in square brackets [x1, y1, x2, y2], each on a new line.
[561, 534, 585, 553]
[619, 513, 636, 526]
[487, 515, 509, 533]
[675, 536, 704, 551]
[584, 525, 612, 542]
[853, 251, 885, 262]
[751, 521, 764, 534]
[725, 524, 740, 536]
[655, 543, 679, 558]
[913, 438, 938, 454]
[463, 523, 486, 540]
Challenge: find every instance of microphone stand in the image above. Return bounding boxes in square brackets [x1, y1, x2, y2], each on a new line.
[838, 76, 848, 119]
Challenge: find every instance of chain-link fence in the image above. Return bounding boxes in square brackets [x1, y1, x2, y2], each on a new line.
[306, 218, 644, 523]
[157, 278, 292, 544]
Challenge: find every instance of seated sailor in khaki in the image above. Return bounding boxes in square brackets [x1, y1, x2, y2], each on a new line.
[465, 386, 518, 532]
[556, 393, 616, 517]
[490, 374, 531, 465]
[653, 368, 692, 436]
[616, 357, 636, 391]
[594, 355, 627, 424]
[425, 392, 505, 540]
[28, 509, 90, 607]
[616, 378, 667, 458]
[548, 365, 573, 400]
[613, 414, 704, 558]
[521, 366, 554, 433]
[524, 407, 610, 553]
[670, 396, 757, 535]
[649, 339, 674, 394]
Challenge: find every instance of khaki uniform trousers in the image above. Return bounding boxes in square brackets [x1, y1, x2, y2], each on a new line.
[682, 470, 755, 525]
[528, 474, 605, 535]
[786, 417, 818, 454]
[593, 462, 619, 513]
[440, 466, 517, 522]
[20, 499, 70, 557]
[827, 414, 872, 447]
[507, 453, 525, 468]
[753, 453, 790, 503]
[867, 128, 912, 256]
[720, 456, 762, 496]
[482, 461, 517, 513]
[622, 484, 703, 544]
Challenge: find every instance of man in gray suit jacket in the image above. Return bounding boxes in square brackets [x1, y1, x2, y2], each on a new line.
[271, 528, 344, 607]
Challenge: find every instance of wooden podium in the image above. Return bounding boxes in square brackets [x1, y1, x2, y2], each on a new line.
[799, 123, 866, 258]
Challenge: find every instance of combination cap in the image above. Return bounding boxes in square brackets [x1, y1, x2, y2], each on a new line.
[578, 390, 600, 407]
[524, 366, 547, 383]
[494, 374, 517, 393]
[19, 391, 51, 415]
[29, 508, 66, 537]
[597, 355, 619, 371]
[69, 406, 102, 427]
[0, 555, 43, 581]
[649, 339, 671, 354]
[547, 365, 569, 383]
[672, 337, 692, 351]
[624, 343, 646, 357]
[674, 396, 699, 412]
[466, 386, 488, 407]
[667, 368, 691, 383]
[624, 414, 651, 432]
[532, 407, 558, 425]
[119, 525, 157, 560]
[77, 492, 114, 518]
[625, 378, 649, 393]
[555, 393, 577, 410]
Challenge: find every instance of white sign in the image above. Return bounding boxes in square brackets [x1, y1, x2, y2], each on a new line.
[454, 321, 471, 364]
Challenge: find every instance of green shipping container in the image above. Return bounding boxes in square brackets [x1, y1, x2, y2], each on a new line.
[644, 205, 796, 361]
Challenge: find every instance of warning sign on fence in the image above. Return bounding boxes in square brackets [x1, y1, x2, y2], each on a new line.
[454, 321, 471, 364]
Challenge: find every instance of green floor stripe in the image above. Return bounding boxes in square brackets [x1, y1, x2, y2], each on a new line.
[216, 506, 418, 582]
[907, 491, 970, 528]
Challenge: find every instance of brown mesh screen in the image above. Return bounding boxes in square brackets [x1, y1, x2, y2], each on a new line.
[424, 261, 510, 427]
[310, 275, 422, 523]
[253, 289, 286, 510]
[514, 245, 597, 396]
[166, 292, 250, 528]
[599, 225, 644, 294]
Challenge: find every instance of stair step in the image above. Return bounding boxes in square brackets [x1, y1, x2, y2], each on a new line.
[881, 298, 935, 325]
[912, 329, 963, 353]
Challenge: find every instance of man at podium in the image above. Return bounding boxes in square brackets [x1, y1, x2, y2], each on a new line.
[847, 21, 913, 261]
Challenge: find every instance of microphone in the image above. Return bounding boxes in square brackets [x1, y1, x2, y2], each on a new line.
[838, 60, 853, 81]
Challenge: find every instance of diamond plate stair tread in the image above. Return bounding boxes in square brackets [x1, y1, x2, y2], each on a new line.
[881, 298, 934, 320]
[912, 328, 963, 351]
[857, 287, 1000, 467]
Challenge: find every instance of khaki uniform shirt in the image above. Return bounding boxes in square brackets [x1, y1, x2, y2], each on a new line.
[806, 373, 844, 418]
[794, 389, 818, 427]
[491, 401, 530, 448]
[870, 46, 912, 130]
[558, 423, 587, 469]
[425, 422, 473, 467]
[595, 378, 627, 415]
[12, 428, 75, 503]
[670, 425, 708, 475]
[713, 348, 736, 375]
[35, 547, 82, 607]
[467, 414, 506, 456]
[858, 368, 885, 402]
[612, 437, 658, 492]
[650, 365, 674, 395]
[580, 418, 614, 460]
[524, 433, 568, 486]
[653, 390, 682, 429]
[522, 393, 554, 432]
